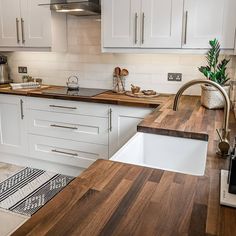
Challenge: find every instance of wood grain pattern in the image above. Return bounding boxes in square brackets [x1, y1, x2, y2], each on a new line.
[138, 95, 213, 140]
[0, 86, 166, 108]
[9, 96, 236, 236]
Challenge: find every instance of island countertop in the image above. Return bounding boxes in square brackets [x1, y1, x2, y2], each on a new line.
[12, 95, 236, 236]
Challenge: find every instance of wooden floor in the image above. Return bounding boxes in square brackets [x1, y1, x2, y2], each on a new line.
[12, 96, 236, 236]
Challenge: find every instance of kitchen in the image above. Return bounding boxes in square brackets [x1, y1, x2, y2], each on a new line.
[0, 0, 236, 235]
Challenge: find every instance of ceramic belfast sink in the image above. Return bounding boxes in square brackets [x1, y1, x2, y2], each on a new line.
[110, 132, 208, 176]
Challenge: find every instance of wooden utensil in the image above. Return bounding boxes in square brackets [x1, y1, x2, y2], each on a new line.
[114, 67, 121, 77]
[121, 69, 129, 77]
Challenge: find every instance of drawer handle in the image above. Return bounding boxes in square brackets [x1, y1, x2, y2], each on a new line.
[20, 99, 24, 120]
[51, 149, 78, 157]
[50, 124, 78, 130]
[49, 105, 77, 110]
[109, 108, 112, 132]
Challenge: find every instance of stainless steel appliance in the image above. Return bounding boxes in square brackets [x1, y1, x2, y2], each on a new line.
[0, 55, 11, 84]
[39, 0, 101, 16]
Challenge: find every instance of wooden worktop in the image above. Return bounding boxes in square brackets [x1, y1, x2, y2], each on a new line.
[0, 85, 166, 108]
[0, 85, 208, 140]
[138, 95, 210, 141]
[13, 96, 236, 236]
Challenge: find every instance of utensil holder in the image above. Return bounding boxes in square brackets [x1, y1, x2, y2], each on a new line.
[113, 76, 126, 93]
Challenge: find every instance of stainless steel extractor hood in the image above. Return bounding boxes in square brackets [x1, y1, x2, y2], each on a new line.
[39, 0, 101, 16]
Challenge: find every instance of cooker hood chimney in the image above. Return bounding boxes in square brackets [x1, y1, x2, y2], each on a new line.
[39, 0, 101, 16]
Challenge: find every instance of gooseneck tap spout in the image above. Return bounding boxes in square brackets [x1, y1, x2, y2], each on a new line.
[173, 79, 231, 157]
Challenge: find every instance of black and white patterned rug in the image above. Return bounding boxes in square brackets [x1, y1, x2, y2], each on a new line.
[0, 167, 74, 216]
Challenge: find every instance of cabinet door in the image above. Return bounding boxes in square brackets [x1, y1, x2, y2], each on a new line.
[184, 0, 236, 49]
[141, 0, 184, 48]
[20, 0, 51, 47]
[0, 95, 27, 155]
[0, 0, 21, 47]
[109, 106, 152, 157]
[103, 0, 141, 48]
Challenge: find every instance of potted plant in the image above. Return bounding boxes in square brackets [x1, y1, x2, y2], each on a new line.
[199, 38, 231, 109]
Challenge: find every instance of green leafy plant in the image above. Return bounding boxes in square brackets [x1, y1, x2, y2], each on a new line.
[198, 39, 230, 85]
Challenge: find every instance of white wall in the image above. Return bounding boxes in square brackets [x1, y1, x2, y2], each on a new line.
[5, 16, 236, 95]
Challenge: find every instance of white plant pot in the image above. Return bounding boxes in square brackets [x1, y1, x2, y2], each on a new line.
[201, 84, 230, 109]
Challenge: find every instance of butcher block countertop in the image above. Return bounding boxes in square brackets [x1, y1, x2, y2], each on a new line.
[12, 95, 236, 236]
[0, 85, 166, 108]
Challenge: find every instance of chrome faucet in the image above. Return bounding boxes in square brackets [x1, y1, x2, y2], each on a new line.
[173, 79, 231, 157]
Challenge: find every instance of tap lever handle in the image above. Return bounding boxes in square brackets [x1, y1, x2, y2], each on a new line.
[216, 129, 223, 142]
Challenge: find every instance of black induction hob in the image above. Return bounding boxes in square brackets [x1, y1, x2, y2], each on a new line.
[42, 88, 109, 97]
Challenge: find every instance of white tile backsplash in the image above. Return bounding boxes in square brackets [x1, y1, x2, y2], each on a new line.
[3, 16, 236, 95]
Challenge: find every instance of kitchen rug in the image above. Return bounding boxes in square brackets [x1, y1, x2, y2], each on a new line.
[0, 167, 74, 216]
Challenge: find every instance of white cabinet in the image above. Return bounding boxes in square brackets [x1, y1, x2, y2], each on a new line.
[0, 0, 51, 48]
[103, 0, 183, 48]
[28, 134, 108, 169]
[0, 95, 27, 155]
[0, 0, 21, 47]
[103, 0, 141, 48]
[109, 105, 153, 157]
[182, 0, 236, 49]
[103, 0, 236, 51]
[28, 110, 109, 145]
[141, 0, 184, 48]
[20, 0, 51, 47]
[0, 94, 154, 175]
[27, 98, 109, 169]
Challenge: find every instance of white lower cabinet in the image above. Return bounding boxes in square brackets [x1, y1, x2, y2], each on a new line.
[0, 95, 27, 155]
[0, 95, 153, 175]
[26, 98, 109, 172]
[28, 110, 108, 145]
[109, 105, 153, 157]
[28, 134, 108, 169]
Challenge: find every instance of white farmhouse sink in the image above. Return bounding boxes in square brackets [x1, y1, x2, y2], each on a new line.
[110, 132, 208, 176]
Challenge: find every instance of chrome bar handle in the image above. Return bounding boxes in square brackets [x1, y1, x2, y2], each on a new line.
[184, 11, 188, 45]
[50, 124, 78, 130]
[141, 13, 145, 44]
[49, 105, 77, 110]
[51, 149, 78, 157]
[21, 18, 25, 43]
[20, 99, 24, 120]
[16, 18, 20, 43]
[109, 108, 112, 132]
[134, 13, 138, 44]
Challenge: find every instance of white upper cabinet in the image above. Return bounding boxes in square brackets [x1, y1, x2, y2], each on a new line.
[102, 0, 183, 48]
[103, 0, 141, 48]
[0, 0, 21, 47]
[141, 0, 184, 48]
[102, 0, 236, 52]
[183, 0, 236, 49]
[20, 0, 51, 47]
[0, 0, 52, 48]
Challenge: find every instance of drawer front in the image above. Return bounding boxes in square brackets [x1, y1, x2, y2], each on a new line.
[27, 97, 109, 117]
[28, 110, 109, 145]
[29, 134, 108, 169]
